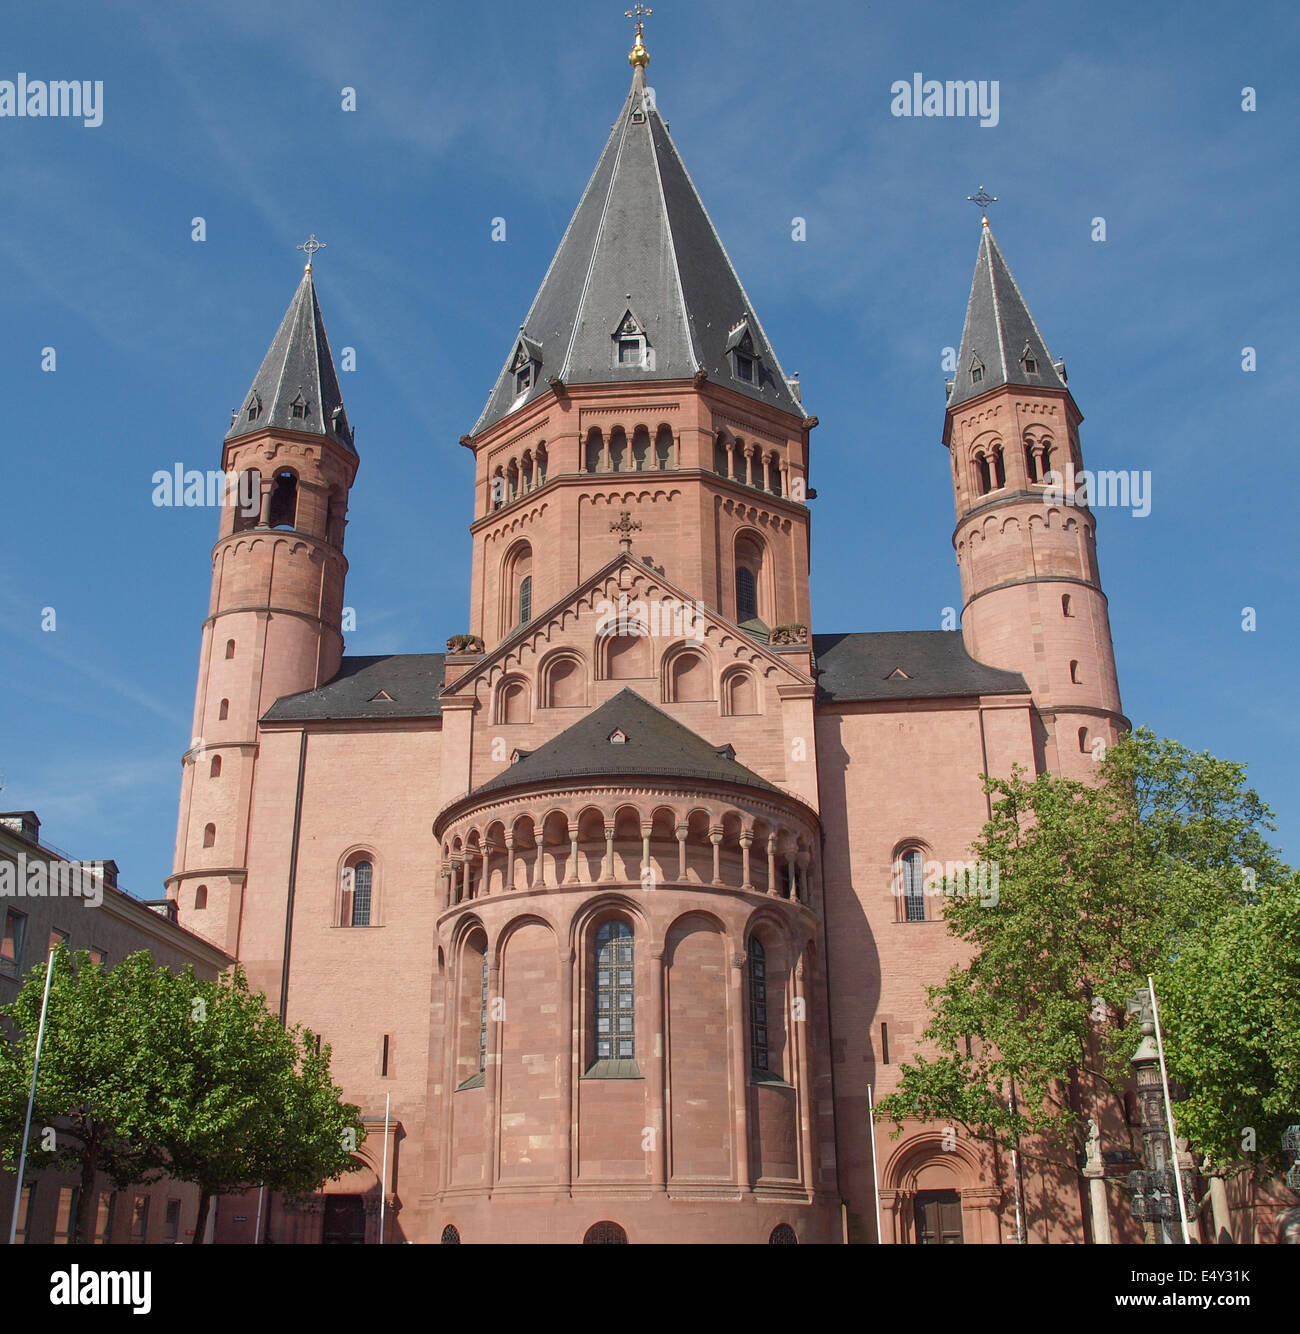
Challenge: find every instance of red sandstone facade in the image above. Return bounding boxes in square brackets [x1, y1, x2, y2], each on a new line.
[166, 54, 1139, 1244]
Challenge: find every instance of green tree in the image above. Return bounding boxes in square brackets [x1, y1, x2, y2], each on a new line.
[0, 948, 168, 1244]
[876, 728, 1288, 1186]
[142, 964, 365, 1243]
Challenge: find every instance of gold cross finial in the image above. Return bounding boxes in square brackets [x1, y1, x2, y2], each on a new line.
[610, 509, 643, 551]
[297, 233, 326, 273]
[626, 4, 652, 68]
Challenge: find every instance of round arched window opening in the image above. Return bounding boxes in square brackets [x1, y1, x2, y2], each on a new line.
[583, 1221, 628, 1244]
[769, 1223, 798, 1244]
[440, 1224, 461, 1244]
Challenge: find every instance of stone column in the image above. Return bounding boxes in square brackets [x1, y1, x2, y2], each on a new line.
[504, 836, 515, 894]
[676, 824, 688, 882]
[603, 825, 616, 882]
[532, 823, 546, 888]
[739, 831, 753, 892]
[710, 828, 723, 885]
[796, 850, 810, 904]
[649, 949, 667, 1191]
[766, 834, 778, 895]
[785, 851, 797, 900]
[729, 948, 753, 1191]
[1083, 1118, 1112, 1244]
[792, 953, 814, 1192]
[567, 823, 580, 884]
[558, 947, 575, 1192]
[640, 824, 653, 888]
[484, 956, 502, 1189]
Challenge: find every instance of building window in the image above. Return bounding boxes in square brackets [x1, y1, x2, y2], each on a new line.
[130, 1194, 150, 1244]
[992, 446, 1006, 489]
[441, 1224, 461, 1244]
[49, 926, 70, 954]
[515, 364, 532, 396]
[94, 1192, 116, 1244]
[769, 1224, 798, 1244]
[2, 908, 27, 973]
[203, 823, 216, 849]
[351, 861, 373, 927]
[1062, 594, 1072, 617]
[654, 426, 672, 470]
[267, 470, 297, 529]
[735, 352, 754, 383]
[290, 394, 307, 420]
[478, 950, 488, 1074]
[881, 1021, 890, 1065]
[88, 946, 106, 966]
[971, 364, 983, 384]
[1070, 660, 1081, 684]
[194, 885, 208, 910]
[54, 1186, 79, 1243]
[381, 1034, 390, 1078]
[583, 1221, 628, 1244]
[163, 1198, 182, 1244]
[519, 575, 532, 625]
[1079, 727, 1090, 753]
[594, 920, 635, 1061]
[225, 639, 235, 659]
[736, 565, 758, 623]
[900, 849, 925, 922]
[976, 454, 991, 495]
[218, 699, 229, 721]
[15, 1184, 35, 1244]
[209, 755, 221, 778]
[618, 338, 642, 366]
[749, 937, 769, 1074]
[1025, 443, 1039, 483]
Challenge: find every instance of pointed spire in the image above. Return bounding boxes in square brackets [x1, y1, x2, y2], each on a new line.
[946, 222, 1068, 412]
[226, 267, 355, 454]
[470, 58, 802, 434]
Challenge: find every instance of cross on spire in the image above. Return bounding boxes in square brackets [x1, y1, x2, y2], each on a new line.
[611, 509, 643, 552]
[967, 186, 998, 227]
[297, 233, 327, 272]
[625, 4, 652, 67]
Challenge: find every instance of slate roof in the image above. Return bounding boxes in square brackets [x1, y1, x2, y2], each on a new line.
[471, 66, 803, 434]
[812, 631, 1028, 702]
[470, 688, 782, 799]
[226, 269, 356, 454]
[262, 655, 444, 722]
[946, 223, 1068, 411]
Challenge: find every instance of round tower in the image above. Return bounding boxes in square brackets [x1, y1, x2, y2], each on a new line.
[943, 217, 1125, 778]
[167, 261, 358, 951]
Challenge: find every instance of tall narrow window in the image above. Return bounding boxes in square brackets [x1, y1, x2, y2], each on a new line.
[1025, 444, 1039, 483]
[976, 454, 992, 495]
[1062, 594, 1072, 617]
[902, 849, 925, 922]
[94, 1192, 116, 1244]
[194, 885, 208, 910]
[1070, 660, 1081, 684]
[748, 937, 769, 1074]
[54, 1186, 79, 1243]
[992, 447, 1006, 489]
[15, 1184, 35, 1244]
[594, 920, 635, 1061]
[218, 699, 229, 721]
[267, 470, 297, 529]
[351, 861, 373, 926]
[654, 426, 672, 470]
[130, 1195, 150, 1244]
[202, 823, 216, 849]
[162, 1199, 182, 1245]
[736, 566, 758, 623]
[478, 951, 488, 1074]
[519, 575, 532, 625]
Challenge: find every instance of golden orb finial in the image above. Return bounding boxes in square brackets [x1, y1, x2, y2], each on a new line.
[626, 5, 652, 68]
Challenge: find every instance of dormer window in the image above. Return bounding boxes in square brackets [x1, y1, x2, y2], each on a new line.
[612, 310, 649, 371]
[245, 393, 261, 423]
[970, 356, 984, 385]
[1021, 343, 1038, 375]
[608, 728, 628, 745]
[509, 335, 543, 401]
[726, 320, 760, 386]
[290, 392, 308, 420]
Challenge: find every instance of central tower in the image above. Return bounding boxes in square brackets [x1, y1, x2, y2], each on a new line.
[462, 52, 816, 651]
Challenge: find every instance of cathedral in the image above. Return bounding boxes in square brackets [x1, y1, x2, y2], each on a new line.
[166, 26, 1126, 1244]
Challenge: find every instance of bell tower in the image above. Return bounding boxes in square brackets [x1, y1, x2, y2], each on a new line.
[167, 249, 358, 951]
[943, 215, 1125, 777]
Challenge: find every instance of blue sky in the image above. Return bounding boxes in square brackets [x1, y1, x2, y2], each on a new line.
[2, 0, 1297, 894]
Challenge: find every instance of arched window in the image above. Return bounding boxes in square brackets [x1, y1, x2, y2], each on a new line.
[594, 920, 634, 1062]
[714, 436, 729, 477]
[723, 668, 758, 716]
[1062, 594, 1072, 617]
[209, 755, 221, 778]
[267, 470, 297, 529]
[351, 861, 373, 926]
[218, 699, 229, 721]
[478, 948, 488, 1074]
[1078, 726, 1090, 753]
[1041, 444, 1053, 477]
[519, 575, 532, 625]
[502, 542, 533, 636]
[768, 455, 782, 496]
[535, 443, 548, 484]
[232, 469, 261, 533]
[992, 446, 1006, 489]
[1025, 442, 1039, 483]
[585, 430, 603, 474]
[497, 677, 530, 725]
[769, 1224, 798, 1244]
[900, 849, 925, 922]
[667, 648, 711, 702]
[608, 428, 626, 473]
[194, 884, 208, 910]
[225, 639, 235, 659]
[976, 454, 991, 496]
[203, 823, 216, 849]
[440, 1225, 461, 1245]
[749, 937, 769, 1073]
[1070, 660, 1081, 684]
[736, 566, 758, 623]
[583, 1221, 628, 1244]
[456, 933, 488, 1088]
[654, 426, 672, 470]
[631, 426, 649, 472]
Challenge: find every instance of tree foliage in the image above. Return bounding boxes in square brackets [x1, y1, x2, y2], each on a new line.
[876, 727, 1294, 1181]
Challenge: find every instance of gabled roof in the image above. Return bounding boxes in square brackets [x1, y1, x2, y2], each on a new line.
[263, 655, 444, 722]
[812, 631, 1028, 702]
[471, 66, 803, 434]
[946, 222, 1068, 411]
[226, 268, 355, 454]
[470, 688, 781, 799]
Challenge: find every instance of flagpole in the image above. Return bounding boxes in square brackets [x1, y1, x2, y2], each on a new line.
[378, 1093, 391, 1245]
[8, 945, 59, 1245]
[1147, 975, 1192, 1245]
[866, 1083, 883, 1244]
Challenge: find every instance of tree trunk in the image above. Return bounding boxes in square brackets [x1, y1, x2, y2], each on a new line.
[192, 1189, 213, 1244]
[74, 1144, 99, 1244]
